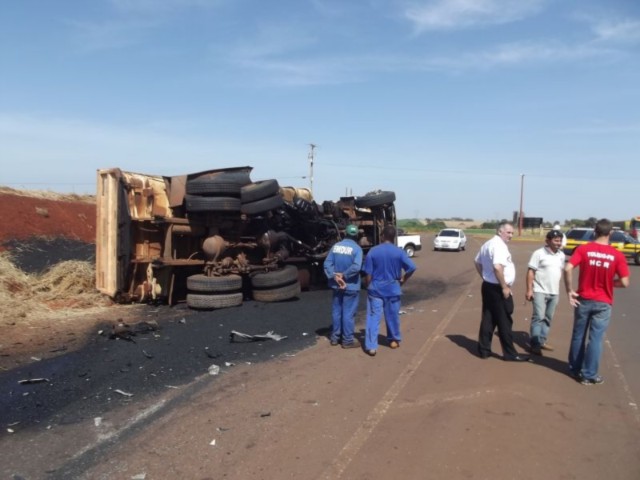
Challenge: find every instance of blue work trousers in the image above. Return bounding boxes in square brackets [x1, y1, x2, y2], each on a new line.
[365, 294, 401, 351]
[330, 289, 360, 345]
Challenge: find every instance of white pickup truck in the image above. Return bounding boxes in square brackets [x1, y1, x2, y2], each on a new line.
[396, 229, 422, 258]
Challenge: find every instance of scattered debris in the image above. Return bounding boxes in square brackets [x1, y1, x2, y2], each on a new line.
[399, 310, 407, 315]
[94, 417, 102, 427]
[142, 349, 154, 359]
[114, 389, 133, 397]
[224, 362, 235, 367]
[208, 364, 220, 376]
[7, 428, 14, 433]
[30, 356, 41, 361]
[209, 438, 216, 446]
[178, 318, 186, 324]
[260, 412, 271, 417]
[165, 385, 179, 389]
[49, 346, 68, 353]
[131, 474, 147, 480]
[18, 378, 49, 385]
[230, 330, 288, 342]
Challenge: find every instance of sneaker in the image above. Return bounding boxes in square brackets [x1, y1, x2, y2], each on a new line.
[330, 339, 339, 346]
[366, 349, 377, 357]
[540, 343, 555, 351]
[389, 340, 400, 349]
[342, 339, 361, 349]
[580, 376, 604, 385]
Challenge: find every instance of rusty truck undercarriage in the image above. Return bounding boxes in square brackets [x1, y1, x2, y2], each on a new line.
[96, 166, 396, 309]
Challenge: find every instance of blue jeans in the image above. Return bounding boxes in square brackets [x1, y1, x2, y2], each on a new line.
[365, 294, 401, 351]
[530, 292, 559, 348]
[330, 289, 360, 344]
[568, 299, 611, 379]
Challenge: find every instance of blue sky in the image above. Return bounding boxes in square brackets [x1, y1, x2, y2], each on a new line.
[1, 0, 639, 223]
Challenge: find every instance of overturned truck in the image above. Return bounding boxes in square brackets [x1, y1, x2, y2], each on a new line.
[96, 166, 396, 309]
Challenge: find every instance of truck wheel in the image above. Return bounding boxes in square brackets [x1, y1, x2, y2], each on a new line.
[355, 191, 396, 208]
[241, 195, 284, 215]
[404, 244, 416, 257]
[252, 282, 301, 302]
[186, 178, 242, 197]
[187, 292, 243, 309]
[187, 274, 242, 293]
[241, 179, 280, 203]
[185, 195, 241, 212]
[251, 265, 298, 288]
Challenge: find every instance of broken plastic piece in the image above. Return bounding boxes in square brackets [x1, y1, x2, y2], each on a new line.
[230, 330, 288, 342]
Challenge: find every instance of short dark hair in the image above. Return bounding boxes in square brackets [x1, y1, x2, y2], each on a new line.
[546, 229, 564, 240]
[382, 225, 396, 241]
[595, 218, 613, 237]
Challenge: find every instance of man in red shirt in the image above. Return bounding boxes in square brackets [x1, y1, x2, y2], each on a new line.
[564, 219, 630, 385]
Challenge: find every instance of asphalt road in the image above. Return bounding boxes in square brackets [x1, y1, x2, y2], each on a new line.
[1, 235, 639, 479]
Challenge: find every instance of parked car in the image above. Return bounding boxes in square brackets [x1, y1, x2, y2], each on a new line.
[396, 230, 422, 257]
[433, 228, 467, 251]
[563, 227, 640, 265]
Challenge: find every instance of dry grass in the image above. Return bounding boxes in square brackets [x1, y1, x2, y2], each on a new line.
[0, 185, 95, 204]
[0, 252, 110, 324]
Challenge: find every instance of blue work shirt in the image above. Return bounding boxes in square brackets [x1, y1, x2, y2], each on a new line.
[363, 242, 416, 297]
[323, 238, 363, 291]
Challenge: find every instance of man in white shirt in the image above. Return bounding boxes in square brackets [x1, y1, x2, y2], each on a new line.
[526, 229, 566, 355]
[474, 221, 530, 361]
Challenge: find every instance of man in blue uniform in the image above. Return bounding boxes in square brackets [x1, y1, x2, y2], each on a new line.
[323, 224, 363, 349]
[363, 225, 416, 356]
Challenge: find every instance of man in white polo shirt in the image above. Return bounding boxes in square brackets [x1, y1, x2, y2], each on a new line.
[526, 229, 566, 355]
[474, 221, 530, 361]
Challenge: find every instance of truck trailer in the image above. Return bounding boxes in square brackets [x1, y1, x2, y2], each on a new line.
[96, 166, 396, 308]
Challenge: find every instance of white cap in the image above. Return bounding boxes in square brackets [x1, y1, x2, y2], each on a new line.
[553, 224, 561, 230]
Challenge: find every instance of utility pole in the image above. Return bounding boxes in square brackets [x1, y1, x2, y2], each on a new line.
[518, 174, 525, 236]
[308, 143, 316, 195]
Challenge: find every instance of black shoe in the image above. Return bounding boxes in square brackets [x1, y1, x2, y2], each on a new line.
[504, 355, 531, 362]
[530, 345, 542, 355]
[342, 339, 361, 349]
[478, 353, 491, 359]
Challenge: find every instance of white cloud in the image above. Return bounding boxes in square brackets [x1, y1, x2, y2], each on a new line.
[591, 18, 640, 44]
[405, 0, 547, 31]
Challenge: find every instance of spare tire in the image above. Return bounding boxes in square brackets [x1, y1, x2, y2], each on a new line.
[355, 191, 396, 208]
[241, 179, 280, 203]
[187, 274, 242, 293]
[241, 195, 283, 215]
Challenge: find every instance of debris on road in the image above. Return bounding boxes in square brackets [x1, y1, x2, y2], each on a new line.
[18, 377, 49, 384]
[208, 364, 220, 375]
[114, 389, 133, 397]
[230, 330, 288, 342]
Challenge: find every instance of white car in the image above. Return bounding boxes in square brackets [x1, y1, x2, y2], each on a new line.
[433, 228, 467, 251]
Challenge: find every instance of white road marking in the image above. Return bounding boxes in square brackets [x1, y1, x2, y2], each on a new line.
[319, 276, 480, 479]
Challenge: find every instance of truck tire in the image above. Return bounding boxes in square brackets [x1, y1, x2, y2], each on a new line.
[251, 265, 298, 288]
[185, 195, 241, 212]
[404, 244, 416, 257]
[187, 274, 242, 293]
[192, 170, 252, 186]
[241, 179, 280, 203]
[252, 282, 301, 302]
[186, 178, 242, 197]
[355, 191, 396, 208]
[187, 292, 243, 309]
[241, 195, 283, 215]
